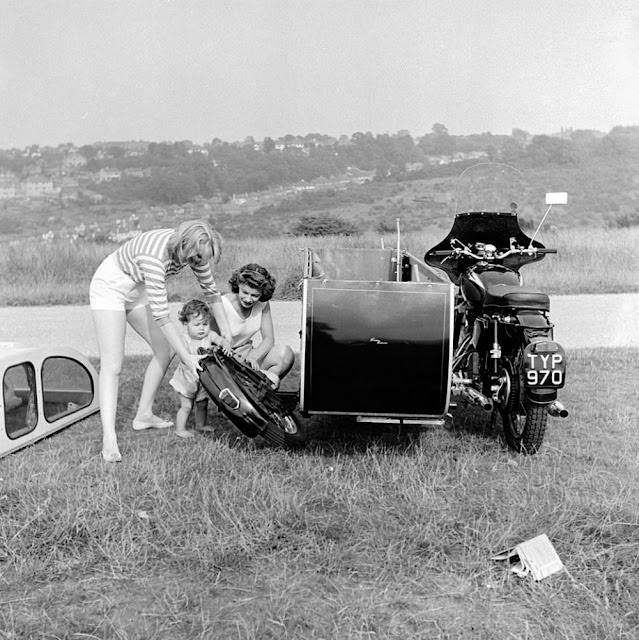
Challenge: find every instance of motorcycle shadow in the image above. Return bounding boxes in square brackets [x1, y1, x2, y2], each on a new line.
[448, 399, 504, 447]
[200, 411, 427, 456]
[295, 413, 430, 456]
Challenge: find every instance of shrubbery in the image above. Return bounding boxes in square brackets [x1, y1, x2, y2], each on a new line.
[290, 214, 359, 236]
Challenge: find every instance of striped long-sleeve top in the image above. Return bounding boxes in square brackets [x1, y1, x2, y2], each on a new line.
[114, 228, 219, 325]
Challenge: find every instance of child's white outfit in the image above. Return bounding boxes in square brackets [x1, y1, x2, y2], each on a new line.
[169, 335, 211, 401]
[222, 295, 266, 360]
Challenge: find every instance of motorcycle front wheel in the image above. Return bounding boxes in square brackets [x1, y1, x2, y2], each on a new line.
[497, 357, 548, 454]
[200, 349, 307, 449]
[259, 405, 308, 449]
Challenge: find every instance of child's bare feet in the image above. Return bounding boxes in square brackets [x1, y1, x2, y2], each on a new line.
[175, 429, 195, 439]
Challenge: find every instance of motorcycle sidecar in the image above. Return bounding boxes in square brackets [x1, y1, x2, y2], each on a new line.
[300, 247, 454, 424]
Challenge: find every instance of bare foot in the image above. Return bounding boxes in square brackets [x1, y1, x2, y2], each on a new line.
[101, 448, 122, 462]
[195, 424, 215, 433]
[102, 436, 121, 462]
[133, 415, 174, 430]
[175, 429, 195, 439]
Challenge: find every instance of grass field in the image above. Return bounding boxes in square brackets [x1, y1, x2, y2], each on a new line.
[1, 347, 637, 639]
[1, 226, 638, 306]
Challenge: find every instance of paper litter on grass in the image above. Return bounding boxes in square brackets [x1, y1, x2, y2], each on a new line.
[492, 533, 564, 581]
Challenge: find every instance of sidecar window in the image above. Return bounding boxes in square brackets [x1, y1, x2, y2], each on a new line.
[41, 357, 95, 422]
[3, 362, 38, 439]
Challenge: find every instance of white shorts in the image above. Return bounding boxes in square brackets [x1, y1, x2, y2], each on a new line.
[89, 254, 148, 312]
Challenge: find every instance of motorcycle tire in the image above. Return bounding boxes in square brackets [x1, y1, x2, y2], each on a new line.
[497, 355, 548, 455]
[198, 348, 307, 449]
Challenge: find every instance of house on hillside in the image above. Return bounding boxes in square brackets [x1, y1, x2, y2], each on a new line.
[0, 177, 17, 199]
[123, 167, 152, 178]
[62, 152, 87, 172]
[21, 176, 59, 197]
[186, 146, 208, 156]
[95, 168, 121, 183]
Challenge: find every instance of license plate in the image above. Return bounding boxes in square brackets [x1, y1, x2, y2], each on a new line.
[523, 342, 566, 388]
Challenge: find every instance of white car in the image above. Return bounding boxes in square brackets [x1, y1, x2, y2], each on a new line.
[1, 343, 99, 458]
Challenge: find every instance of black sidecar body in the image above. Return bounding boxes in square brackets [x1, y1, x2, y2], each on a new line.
[300, 247, 454, 424]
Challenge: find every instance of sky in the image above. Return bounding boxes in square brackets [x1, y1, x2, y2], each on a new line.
[1, 0, 638, 148]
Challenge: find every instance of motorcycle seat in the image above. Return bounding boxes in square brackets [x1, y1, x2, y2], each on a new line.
[483, 284, 550, 310]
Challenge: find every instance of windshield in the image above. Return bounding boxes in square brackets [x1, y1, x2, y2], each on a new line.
[424, 163, 545, 283]
[454, 162, 525, 213]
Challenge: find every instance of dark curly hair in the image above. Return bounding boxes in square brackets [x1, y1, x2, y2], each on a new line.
[228, 263, 276, 302]
[177, 298, 211, 324]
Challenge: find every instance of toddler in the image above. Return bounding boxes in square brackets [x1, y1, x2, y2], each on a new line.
[169, 299, 230, 438]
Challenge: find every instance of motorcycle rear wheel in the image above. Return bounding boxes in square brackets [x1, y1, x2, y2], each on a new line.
[498, 358, 548, 454]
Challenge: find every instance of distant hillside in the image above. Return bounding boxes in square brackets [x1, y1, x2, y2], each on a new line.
[1, 125, 639, 240]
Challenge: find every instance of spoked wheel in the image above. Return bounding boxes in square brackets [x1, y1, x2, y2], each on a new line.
[216, 351, 307, 449]
[496, 356, 548, 454]
[259, 404, 308, 449]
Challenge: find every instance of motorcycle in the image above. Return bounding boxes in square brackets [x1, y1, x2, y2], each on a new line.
[424, 163, 568, 453]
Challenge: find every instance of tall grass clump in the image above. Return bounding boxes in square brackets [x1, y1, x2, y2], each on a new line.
[390, 225, 639, 295]
[0, 240, 115, 305]
[522, 226, 639, 294]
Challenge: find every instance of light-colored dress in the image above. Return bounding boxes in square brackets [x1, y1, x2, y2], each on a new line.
[169, 335, 211, 401]
[222, 295, 266, 359]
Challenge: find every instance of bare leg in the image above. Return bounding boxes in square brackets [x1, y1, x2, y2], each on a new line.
[175, 393, 195, 438]
[194, 398, 209, 429]
[92, 308, 127, 461]
[126, 305, 175, 426]
[261, 344, 295, 381]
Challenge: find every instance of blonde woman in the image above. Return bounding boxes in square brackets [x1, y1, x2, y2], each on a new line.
[89, 220, 231, 462]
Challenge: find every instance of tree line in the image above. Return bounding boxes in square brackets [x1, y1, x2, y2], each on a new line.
[1, 125, 638, 205]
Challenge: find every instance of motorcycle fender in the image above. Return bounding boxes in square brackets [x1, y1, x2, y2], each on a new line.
[198, 358, 265, 438]
[516, 312, 551, 329]
[527, 388, 558, 403]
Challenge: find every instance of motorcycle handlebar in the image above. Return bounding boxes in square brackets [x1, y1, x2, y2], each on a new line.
[429, 246, 557, 260]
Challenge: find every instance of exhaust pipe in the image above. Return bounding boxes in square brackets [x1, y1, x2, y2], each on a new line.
[547, 400, 568, 418]
[460, 387, 493, 412]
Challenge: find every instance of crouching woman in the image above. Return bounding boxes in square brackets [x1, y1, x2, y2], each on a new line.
[215, 263, 294, 389]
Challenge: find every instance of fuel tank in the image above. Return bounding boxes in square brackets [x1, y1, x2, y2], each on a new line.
[460, 264, 521, 306]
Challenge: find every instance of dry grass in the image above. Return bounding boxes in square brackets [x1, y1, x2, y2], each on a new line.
[1, 347, 637, 639]
[1, 226, 638, 306]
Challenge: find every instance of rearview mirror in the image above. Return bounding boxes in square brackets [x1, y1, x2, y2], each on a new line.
[545, 192, 568, 205]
